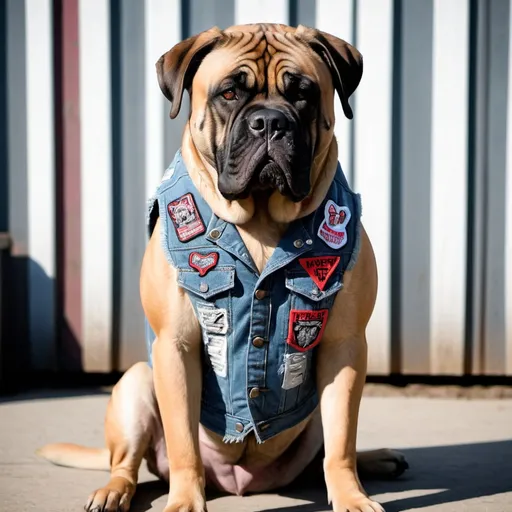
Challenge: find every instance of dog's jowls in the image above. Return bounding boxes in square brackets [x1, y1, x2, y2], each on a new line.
[37, 23, 408, 512]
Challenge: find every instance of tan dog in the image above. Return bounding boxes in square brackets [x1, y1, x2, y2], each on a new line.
[38, 23, 408, 512]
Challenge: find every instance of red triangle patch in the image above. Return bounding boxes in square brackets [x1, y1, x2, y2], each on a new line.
[299, 256, 340, 291]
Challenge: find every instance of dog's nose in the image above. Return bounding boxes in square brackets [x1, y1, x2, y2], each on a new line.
[248, 109, 289, 139]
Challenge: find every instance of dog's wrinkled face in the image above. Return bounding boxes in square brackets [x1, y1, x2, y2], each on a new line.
[157, 24, 362, 221]
[195, 30, 325, 203]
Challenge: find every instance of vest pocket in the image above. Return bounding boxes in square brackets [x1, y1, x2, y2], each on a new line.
[284, 271, 342, 303]
[177, 266, 235, 300]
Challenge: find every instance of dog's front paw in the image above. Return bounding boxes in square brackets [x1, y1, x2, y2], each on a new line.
[332, 494, 385, 512]
[163, 474, 207, 512]
[85, 477, 135, 512]
[326, 467, 385, 512]
[163, 493, 206, 512]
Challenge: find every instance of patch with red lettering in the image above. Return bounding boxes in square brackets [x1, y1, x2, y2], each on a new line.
[189, 251, 219, 276]
[287, 309, 329, 352]
[317, 200, 351, 249]
[167, 193, 205, 242]
[299, 256, 340, 291]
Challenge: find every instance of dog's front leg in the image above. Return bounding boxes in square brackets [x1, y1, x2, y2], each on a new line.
[142, 220, 205, 512]
[152, 334, 205, 512]
[317, 227, 384, 512]
[318, 336, 384, 512]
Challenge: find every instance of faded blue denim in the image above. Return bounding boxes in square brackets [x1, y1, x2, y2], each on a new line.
[145, 151, 362, 443]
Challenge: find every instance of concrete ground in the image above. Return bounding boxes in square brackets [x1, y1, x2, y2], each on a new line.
[1, 388, 511, 512]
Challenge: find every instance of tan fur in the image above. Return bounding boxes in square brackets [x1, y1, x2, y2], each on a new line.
[38, 23, 406, 512]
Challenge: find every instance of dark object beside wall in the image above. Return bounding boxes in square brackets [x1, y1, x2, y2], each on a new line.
[0, 233, 11, 393]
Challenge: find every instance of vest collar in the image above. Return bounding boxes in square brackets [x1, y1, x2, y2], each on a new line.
[204, 209, 318, 280]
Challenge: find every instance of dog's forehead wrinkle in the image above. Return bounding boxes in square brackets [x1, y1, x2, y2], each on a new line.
[199, 31, 319, 100]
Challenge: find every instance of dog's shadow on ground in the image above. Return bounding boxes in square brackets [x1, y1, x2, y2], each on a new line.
[129, 439, 512, 511]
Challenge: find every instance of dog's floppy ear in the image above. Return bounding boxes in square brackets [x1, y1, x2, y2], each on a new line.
[156, 27, 223, 119]
[296, 26, 363, 120]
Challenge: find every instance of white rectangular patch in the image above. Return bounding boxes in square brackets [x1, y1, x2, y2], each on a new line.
[281, 353, 308, 390]
[205, 334, 227, 377]
[197, 304, 228, 335]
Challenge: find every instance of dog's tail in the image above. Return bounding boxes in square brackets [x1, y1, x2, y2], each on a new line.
[36, 443, 110, 471]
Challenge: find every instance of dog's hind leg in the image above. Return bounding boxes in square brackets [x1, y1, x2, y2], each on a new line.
[86, 361, 158, 512]
[356, 448, 409, 480]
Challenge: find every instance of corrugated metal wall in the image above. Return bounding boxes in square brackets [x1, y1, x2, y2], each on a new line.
[1, 0, 511, 377]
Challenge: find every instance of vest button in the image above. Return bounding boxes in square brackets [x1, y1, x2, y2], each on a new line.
[306, 239, 313, 245]
[254, 289, 266, 300]
[209, 229, 221, 239]
[249, 387, 260, 399]
[199, 282, 209, 293]
[235, 422, 244, 433]
[252, 336, 265, 348]
[293, 239, 304, 248]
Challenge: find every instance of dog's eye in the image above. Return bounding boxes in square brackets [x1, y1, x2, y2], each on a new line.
[222, 89, 238, 101]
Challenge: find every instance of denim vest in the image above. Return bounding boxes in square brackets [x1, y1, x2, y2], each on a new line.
[146, 150, 362, 443]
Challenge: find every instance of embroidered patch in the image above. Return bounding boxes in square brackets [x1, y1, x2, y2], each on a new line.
[281, 353, 308, 390]
[197, 304, 228, 335]
[189, 252, 219, 276]
[299, 256, 340, 291]
[205, 334, 227, 377]
[317, 200, 351, 249]
[167, 193, 205, 242]
[287, 309, 329, 352]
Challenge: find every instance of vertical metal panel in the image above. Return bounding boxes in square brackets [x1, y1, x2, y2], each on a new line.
[6, 0, 31, 374]
[6, 0, 28, 259]
[429, 0, 469, 375]
[78, 0, 113, 371]
[25, 0, 56, 370]
[481, 0, 510, 375]
[54, 0, 83, 369]
[188, 0, 234, 34]
[117, 0, 147, 370]
[399, 0, 433, 374]
[468, 0, 487, 375]
[234, 0, 289, 25]
[144, 0, 181, 200]
[0, 0, 7, 233]
[162, 0, 185, 171]
[506, 0, 512, 376]
[353, 0, 394, 375]
[315, 0, 354, 185]
[289, 0, 316, 27]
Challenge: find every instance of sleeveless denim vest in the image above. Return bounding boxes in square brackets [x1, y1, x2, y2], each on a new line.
[146, 150, 362, 443]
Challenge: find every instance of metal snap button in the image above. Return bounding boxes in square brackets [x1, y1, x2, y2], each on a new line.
[209, 229, 221, 239]
[254, 289, 266, 300]
[293, 239, 304, 248]
[249, 387, 260, 399]
[252, 336, 265, 348]
[199, 282, 209, 293]
[311, 287, 319, 296]
[306, 239, 313, 245]
[235, 422, 244, 433]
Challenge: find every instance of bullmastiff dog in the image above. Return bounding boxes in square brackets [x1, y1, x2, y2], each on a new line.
[38, 23, 408, 512]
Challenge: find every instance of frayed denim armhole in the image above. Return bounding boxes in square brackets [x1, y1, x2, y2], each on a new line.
[347, 193, 362, 271]
[157, 193, 178, 269]
[145, 190, 178, 270]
